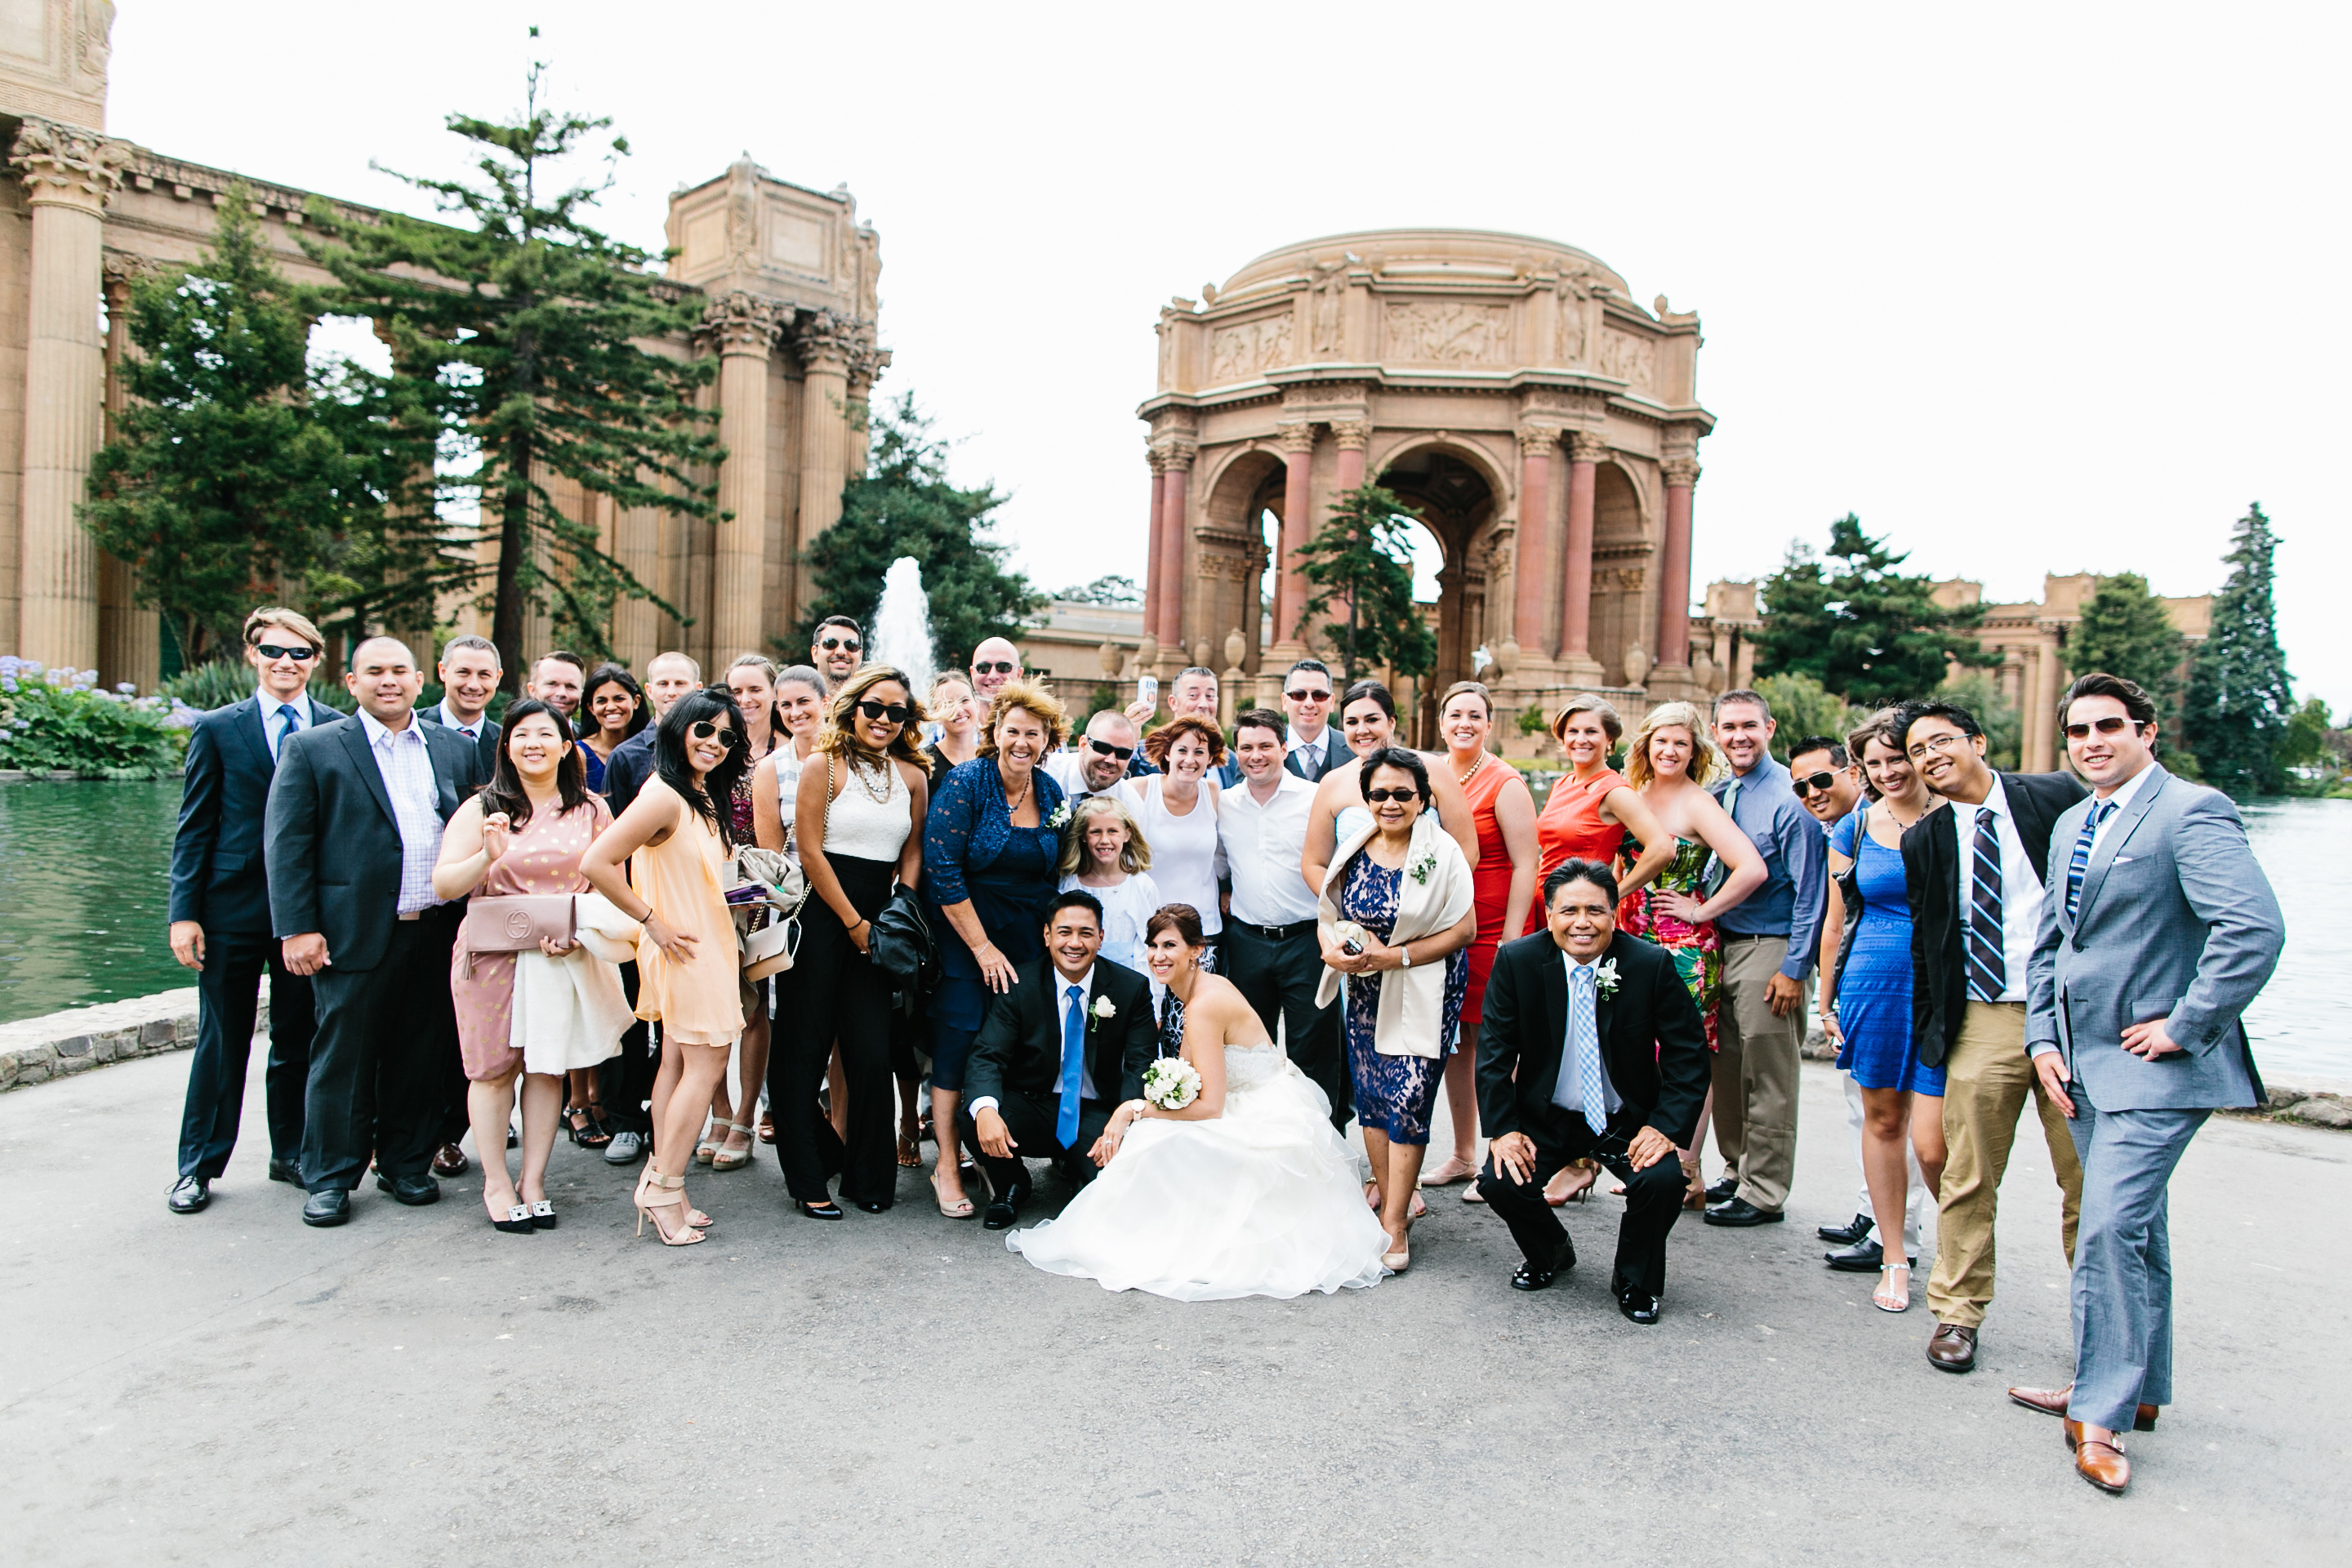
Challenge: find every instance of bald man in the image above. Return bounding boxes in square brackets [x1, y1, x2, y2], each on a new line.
[265, 635, 486, 1227]
[970, 637, 1023, 707]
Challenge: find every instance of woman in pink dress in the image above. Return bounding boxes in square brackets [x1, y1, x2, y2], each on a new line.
[434, 700, 617, 1234]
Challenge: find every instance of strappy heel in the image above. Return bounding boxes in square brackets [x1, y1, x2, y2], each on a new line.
[635, 1169, 705, 1246]
[710, 1120, 754, 1172]
[1873, 1259, 1912, 1313]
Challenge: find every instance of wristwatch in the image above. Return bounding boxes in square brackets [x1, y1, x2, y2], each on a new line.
[1399, 945, 1412, 969]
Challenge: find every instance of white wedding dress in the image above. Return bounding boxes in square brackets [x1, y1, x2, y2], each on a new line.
[1005, 1045, 1392, 1301]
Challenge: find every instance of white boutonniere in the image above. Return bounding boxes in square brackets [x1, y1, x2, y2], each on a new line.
[1593, 958, 1620, 999]
[1089, 995, 1115, 1032]
[1408, 850, 1437, 886]
[1046, 801, 1071, 829]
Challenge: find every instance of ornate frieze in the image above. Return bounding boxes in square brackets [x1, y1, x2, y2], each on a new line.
[1208, 313, 1294, 383]
[1384, 300, 1509, 364]
[1597, 329, 1656, 393]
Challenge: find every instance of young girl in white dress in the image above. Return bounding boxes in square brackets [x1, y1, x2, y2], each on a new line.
[1057, 795, 1163, 974]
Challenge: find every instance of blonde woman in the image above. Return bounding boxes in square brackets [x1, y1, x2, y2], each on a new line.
[1057, 795, 1163, 973]
[922, 672, 982, 784]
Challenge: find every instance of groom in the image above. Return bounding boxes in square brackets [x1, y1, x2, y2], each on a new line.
[1475, 860, 1713, 1323]
[964, 890, 1159, 1230]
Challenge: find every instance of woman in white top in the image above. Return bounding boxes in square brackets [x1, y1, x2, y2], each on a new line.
[1121, 716, 1225, 961]
[772, 666, 930, 1218]
[1057, 795, 1164, 973]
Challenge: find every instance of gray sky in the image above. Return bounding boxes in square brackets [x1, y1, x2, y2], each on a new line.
[110, 2, 2350, 712]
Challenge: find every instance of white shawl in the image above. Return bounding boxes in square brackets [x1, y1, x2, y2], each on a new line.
[510, 893, 639, 1076]
[1314, 809, 1475, 1058]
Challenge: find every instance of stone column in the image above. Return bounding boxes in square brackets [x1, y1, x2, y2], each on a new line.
[1512, 425, 1552, 669]
[1141, 449, 1168, 642]
[1656, 457, 1700, 670]
[98, 257, 158, 690]
[844, 327, 891, 488]
[2025, 630, 2060, 771]
[705, 292, 784, 662]
[11, 119, 132, 672]
[1560, 432, 1606, 684]
[1154, 436, 1196, 670]
[1331, 417, 1369, 496]
[1273, 421, 1316, 650]
[795, 308, 852, 636]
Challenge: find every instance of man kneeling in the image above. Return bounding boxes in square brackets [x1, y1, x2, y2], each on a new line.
[1476, 860, 1711, 1323]
[963, 891, 1158, 1230]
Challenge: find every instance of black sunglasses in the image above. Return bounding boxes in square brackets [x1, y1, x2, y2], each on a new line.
[687, 720, 741, 746]
[973, 661, 1016, 676]
[2063, 715, 2136, 739]
[1365, 786, 1420, 804]
[1285, 688, 1331, 703]
[1085, 738, 1135, 761]
[854, 699, 912, 725]
[1789, 770, 1839, 797]
[818, 636, 862, 653]
[252, 642, 318, 662]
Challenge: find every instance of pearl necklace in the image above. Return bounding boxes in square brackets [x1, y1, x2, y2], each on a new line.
[1457, 751, 1487, 786]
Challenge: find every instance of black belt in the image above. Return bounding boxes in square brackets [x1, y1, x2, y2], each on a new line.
[1718, 930, 1781, 945]
[1229, 918, 1316, 943]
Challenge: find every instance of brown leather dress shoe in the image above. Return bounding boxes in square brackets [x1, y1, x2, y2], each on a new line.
[431, 1143, 470, 1178]
[1926, 1322, 1977, 1373]
[2010, 1383, 2159, 1431]
[2063, 1419, 2130, 1494]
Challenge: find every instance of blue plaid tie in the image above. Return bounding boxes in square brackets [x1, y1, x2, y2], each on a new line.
[1964, 806, 2006, 1002]
[2065, 800, 2117, 921]
[1553, 963, 1607, 1137]
[1058, 985, 1086, 1147]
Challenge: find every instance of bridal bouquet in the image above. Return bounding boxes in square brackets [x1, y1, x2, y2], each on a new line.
[1141, 1055, 1201, 1111]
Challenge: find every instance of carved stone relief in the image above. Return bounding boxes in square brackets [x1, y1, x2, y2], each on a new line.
[1311, 261, 1347, 355]
[1384, 301, 1509, 364]
[1597, 330, 1655, 392]
[1208, 314, 1294, 382]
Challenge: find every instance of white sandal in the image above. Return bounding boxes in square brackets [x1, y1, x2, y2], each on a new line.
[1873, 1259, 1912, 1314]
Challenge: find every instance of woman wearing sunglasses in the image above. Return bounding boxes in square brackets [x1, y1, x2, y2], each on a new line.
[772, 666, 930, 1218]
[580, 687, 753, 1245]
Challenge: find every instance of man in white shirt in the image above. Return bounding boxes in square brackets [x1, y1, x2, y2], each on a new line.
[1218, 710, 1346, 1125]
[1045, 709, 1143, 801]
[1279, 658, 1350, 782]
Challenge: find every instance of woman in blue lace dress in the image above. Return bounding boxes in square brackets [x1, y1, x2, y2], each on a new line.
[921, 679, 1070, 1219]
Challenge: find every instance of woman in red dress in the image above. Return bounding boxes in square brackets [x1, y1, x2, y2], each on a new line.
[1423, 681, 1538, 1192]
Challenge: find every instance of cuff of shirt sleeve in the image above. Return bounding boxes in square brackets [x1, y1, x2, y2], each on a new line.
[968, 1096, 999, 1118]
[1778, 957, 1814, 982]
[2025, 1038, 2060, 1058]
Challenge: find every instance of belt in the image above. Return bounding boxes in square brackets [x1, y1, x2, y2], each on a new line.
[1717, 930, 1780, 945]
[1229, 918, 1316, 943]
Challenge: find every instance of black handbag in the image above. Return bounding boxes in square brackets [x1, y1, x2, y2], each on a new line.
[867, 886, 939, 993]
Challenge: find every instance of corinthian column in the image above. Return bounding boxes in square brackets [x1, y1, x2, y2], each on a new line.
[11, 118, 132, 670]
[1141, 448, 1168, 642]
[1557, 430, 1606, 680]
[702, 291, 785, 660]
[1154, 435, 1197, 670]
[795, 310, 853, 629]
[1330, 417, 1369, 496]
[1273, 421, 1317, 651]
[1511, 425, 1553, 671]
[1657, 457, 1700, 670]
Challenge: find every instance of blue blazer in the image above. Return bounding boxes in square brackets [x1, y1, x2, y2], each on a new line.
[169, 695, 341, 936]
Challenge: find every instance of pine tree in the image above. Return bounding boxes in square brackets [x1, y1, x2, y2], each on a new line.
[303, 49, 719, 685]
[80, 187, 375, 667]
[2184, 504, 2295, 796]
[2067, 572, 2185, 736]
[796, 393, 1042, 664]
[1293, 483, 1437, 684]
[1751, 513, 1997, 706]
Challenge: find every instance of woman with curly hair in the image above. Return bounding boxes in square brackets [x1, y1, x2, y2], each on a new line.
[1120, 715, 1227, 966]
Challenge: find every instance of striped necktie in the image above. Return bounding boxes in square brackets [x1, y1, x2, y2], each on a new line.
[1964, 806, 2005, 1002]
[2065, 800, 2118, 921]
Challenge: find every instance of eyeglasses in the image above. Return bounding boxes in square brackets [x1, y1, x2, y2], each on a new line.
[854, 699, 912, 725]
[252, 643, 318, 662]
[1085, 738, 1135, 760]
[1365, 786, 1420, 804]
[1789, 770, 1839, 798]
[1906, 732, 1970, 760]
[818, 636, 862, 653]
[973, 661, 1016, 676]
[687, 720, 741, 746]
[1285, 688, 1331, 703]
[2063, 716, 2136, 739]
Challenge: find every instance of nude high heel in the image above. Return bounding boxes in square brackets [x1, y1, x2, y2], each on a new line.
[635, 1169, 705, 1246]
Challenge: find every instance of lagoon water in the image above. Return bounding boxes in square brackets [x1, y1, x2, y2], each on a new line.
[2, 779, 2345, 1086]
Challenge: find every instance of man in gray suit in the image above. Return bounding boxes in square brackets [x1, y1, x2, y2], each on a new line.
[2011, 672, 2283, 1495]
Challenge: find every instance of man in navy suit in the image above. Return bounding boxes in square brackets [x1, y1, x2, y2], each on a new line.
[166, 609, 344, 1214]
[1278, 659, 1351, 782]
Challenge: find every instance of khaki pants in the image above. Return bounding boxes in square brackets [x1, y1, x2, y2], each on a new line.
[1925, 1000, 2083, 1329]
[1710, 935, 1807, 1214]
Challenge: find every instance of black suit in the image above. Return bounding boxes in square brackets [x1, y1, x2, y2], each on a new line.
[167, 695, 337, 1181]
[265, 712, 483, 1192]
[1474, 929, 1711, 1298]
[1900, 771, 2087, 1066]
[962, 957, 1157, 1192]
[416, 702, 501, 775]
[1284, 729, 1351, 783]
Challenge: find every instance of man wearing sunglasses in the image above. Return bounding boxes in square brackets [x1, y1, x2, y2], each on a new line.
[1280, 658, 1349, 782]
[1046, 709, 1145, 801]
[2008, 672, 2281, 1495]
[1895, 698, 2086, 1374]
[164, 608, 341, 1216]
[810, 615, 864, 690]
[969, 637, 1023, 706]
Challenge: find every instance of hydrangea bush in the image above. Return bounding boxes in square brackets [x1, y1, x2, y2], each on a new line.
[0, 656, 198, 776]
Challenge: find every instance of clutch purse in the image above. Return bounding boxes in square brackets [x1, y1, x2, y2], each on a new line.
[462, 895, 577, 954]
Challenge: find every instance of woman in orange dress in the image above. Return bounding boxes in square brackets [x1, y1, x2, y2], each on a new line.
[1423, 681, 1537, 1192]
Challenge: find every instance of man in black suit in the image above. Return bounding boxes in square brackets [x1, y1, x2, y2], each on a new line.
[1897, 700, 2087, 1374]
[164, 608, 343, 1215]
[1278, 658, 1351, 782]
[964, 890, 1159, 1230]
[265, 635, 485, 1227]
[1474, 860, 1712, 1325]
[416, 632, 502, 775]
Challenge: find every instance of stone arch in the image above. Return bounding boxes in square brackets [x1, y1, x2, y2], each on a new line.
[1196, 446, 1285, 672]
[1590, 460, 1654, 688]
[1372, 437, 1505, 744]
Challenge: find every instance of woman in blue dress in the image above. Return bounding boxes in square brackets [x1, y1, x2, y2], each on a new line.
[1821, 715, 1949, 1314]
[921, 679, 1070, 1219]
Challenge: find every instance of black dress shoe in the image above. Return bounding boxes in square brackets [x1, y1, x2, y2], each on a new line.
[1617, 1288, 1663, 1325]
[167, 1174, 211, 1214]
[1704, 1196, 1784, 1227]
[302, 1188, 351, 1227]
[1819, 1210, 1873, 1245]
[982, 1180, 1029, 1231]
[267, 1157, 302, 1186]
[1509, 1238, 1575, 1290]
[1704, 1174, 1739, 1204]
[1825, 1236, 1886, 1272]
[854, 1200, 889, 1214]
[376, 1172, 441, 1206]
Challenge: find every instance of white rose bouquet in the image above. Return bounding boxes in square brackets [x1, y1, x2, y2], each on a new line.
[1141, 1055, 1201, 1111]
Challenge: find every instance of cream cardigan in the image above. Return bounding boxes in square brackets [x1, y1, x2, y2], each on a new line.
[1314, 810, 1474, 1059]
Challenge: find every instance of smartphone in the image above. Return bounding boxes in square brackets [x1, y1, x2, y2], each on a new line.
[1137, 675, 1157, 709]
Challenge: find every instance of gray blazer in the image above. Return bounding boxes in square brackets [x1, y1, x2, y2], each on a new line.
[2025, 763, 2283, 1112]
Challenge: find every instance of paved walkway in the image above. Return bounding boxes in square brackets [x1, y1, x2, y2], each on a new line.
[2, 1050, 2345, 1566]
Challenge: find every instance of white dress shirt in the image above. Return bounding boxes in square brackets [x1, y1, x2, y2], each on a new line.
[257, 691, 307, 763]
[968, 964, 1096, 1117]
[434, 699, 488, 740]
[357, 709, 448, 915]
[1217, 770, 1319, 927]
[1953, 777, 2038, 1002]
[1552, 950, 1622, 1119]
[2086, 761, 2156, 859]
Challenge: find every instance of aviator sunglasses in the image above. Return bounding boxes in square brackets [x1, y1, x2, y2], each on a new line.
[854, 698, 913, 725]
[2063, 715, 2137, 740]
[1285, 687, 1332, 704]
[818, 635, 862, 653]
[686, 720, 742, 746]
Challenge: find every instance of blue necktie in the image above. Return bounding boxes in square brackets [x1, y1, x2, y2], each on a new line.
[2065, 800, 2117, 921]
[1058, 984, 1086, 1147]
[1964, 806, 2006, 1002]
[1554, 963, 1607, 1137]
[274, 704, 300, 760]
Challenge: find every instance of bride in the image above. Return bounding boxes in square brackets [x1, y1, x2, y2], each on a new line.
[1006, 903, 1391, 1301]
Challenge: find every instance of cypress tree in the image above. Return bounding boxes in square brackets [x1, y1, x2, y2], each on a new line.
[1293, 483, 1437, 684]
[2183, 504, 2295, 796]
[1751, 513, 1997, 706]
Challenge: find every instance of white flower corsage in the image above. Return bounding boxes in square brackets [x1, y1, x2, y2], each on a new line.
[1141, 1055, 1200, 1111]
[1593, 957, 1620, 999]
[1045, 801, 1071, 829]
[1408, 850, 1437, 886]
[1089, 995, 1116, 1032]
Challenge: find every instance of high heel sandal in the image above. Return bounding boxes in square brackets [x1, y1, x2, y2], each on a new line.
[897, 1131, 923, 1169]
[709, 1120, 754, 1172]
[1546, 1159, 1597, 1207]
[635, 1169, 705, 1245]
[932, 1170, 975, 1219]
[528, 1199, 557, 1231]
[487, 1200, 534, 1236]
